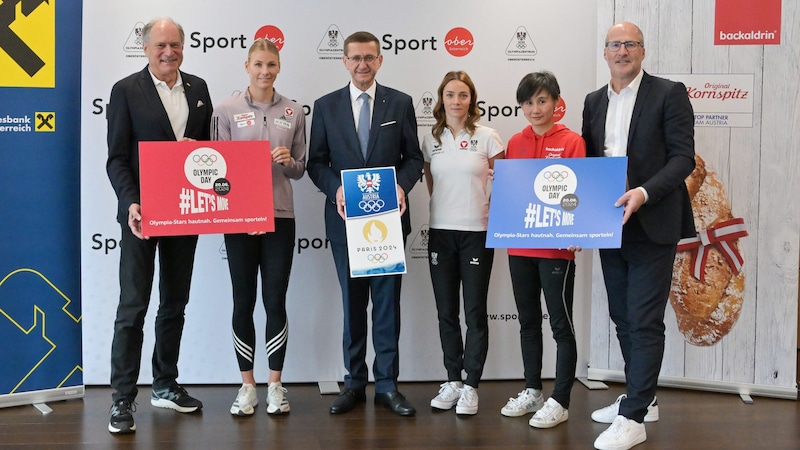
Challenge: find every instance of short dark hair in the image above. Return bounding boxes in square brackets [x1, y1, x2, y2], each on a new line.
[516, 71, 561, 105]
[344, 31, 380, 56]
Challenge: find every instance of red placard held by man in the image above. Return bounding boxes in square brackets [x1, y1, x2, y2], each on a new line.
[139, 140, 274, 236]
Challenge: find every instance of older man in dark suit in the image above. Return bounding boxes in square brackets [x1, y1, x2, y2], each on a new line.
[105, 17, 213, 434]
[582, 22, 695, 450]
[308, 31, 423, 417]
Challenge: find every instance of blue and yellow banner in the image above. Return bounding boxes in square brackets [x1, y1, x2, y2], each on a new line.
[342, 167, 407, 277]
[487, 157, 627, 249]
[0, 0, 83, 407]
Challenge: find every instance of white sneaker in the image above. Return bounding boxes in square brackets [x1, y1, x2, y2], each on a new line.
[430, 381, 463, 410]
[455, 385, 478, 415]
[501, 388, 544, 417]
[230, 383, 258, 416]
[594, 415, 646, 450]
[267, 382, 290, 414]
[591, 394, 659, 423]
[529, 397, 568, 428]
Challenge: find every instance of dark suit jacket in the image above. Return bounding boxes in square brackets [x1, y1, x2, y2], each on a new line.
[582, 71, 696, 245]
[106, 66, 213, 224]
[307, 83, 424, 244]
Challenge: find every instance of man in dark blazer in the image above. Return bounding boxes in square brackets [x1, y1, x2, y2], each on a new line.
[582, 22, 695, 450]
[307, 31, 423, 417]
[105, 17, 213, 434]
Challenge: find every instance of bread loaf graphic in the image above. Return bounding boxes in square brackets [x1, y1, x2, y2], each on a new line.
[669, 154, 748, 346]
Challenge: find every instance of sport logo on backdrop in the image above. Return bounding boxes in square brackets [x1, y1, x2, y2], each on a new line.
[254, 25, 285, 50]
[505, 26, 538, 61]
[444, 27, 474, 57]
[714, 0, 781, 45]
[123, 22, 145, 54]
[317, 24, 344, 59]
[415, 91, 436, 127]
[0, 0, 55, 87]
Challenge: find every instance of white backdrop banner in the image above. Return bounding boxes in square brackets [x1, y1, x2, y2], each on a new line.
[80, 0, 597, 385]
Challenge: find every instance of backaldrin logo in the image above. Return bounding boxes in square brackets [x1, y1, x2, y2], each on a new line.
[714, 0, 781, 45]
[0, 0, 55, 87]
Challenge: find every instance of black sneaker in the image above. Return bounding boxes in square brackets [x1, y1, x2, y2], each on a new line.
[150, 384, 203, 413]
[108, 399, 136, 434]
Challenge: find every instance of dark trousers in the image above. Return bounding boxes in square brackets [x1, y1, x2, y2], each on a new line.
[225, 218, 295, 372]
[599, 216, 677, 422]
[508, 255, 577, 408]
[110, 224, 197, 402]
[331, 240, 402, 394]
[428, 229, 493, 388]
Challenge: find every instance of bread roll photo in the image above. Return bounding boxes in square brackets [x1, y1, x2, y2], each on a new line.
[669, 154, 747, 346]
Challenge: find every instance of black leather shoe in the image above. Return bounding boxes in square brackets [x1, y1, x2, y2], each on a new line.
[374, 390, 416, 416]
[329, 389, 366, 414]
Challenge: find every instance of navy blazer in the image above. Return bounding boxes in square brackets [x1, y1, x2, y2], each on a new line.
[307, 83, 424, 243]
[582, 71, 696, 245]
[106, 66, 213, 224]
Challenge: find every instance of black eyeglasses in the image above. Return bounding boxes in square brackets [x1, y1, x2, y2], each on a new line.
[605, 41, 644, 52]
[346, 55, 378, 63]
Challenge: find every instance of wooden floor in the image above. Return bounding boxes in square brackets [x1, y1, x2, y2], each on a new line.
[1, 381, 798, 449]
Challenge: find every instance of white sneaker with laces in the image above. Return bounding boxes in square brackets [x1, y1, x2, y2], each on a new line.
[430, 381, 463, 410]
[230, 383, 258, 416]
[455, 385, 478, 415]
[593, 415, 646, 450]
[529, 397, 568, 428]
[591, 394, 659, 423]
[501, 388, 544, 417]
[267, 382, 290, 414]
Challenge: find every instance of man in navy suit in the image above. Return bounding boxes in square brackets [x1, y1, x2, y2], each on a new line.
[308, 31, 423, 416]
[105, 17, 213, 434]
[582, 22, 695, 450]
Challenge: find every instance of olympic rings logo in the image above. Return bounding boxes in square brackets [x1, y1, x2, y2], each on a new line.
[193, 154, 218, 166]
[359, 199, 385, 212]
[543, 171, 569, 182]
[368, 253, 389, 263]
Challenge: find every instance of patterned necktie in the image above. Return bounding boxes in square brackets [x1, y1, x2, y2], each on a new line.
[357, 92, 370, 158]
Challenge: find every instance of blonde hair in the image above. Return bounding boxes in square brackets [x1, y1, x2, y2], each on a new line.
[248, 38, 280, 61]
